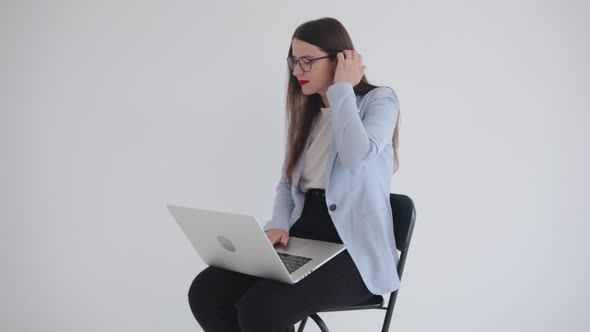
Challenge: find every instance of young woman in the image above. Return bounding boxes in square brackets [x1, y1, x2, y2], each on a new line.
[187, 17, 401, 332]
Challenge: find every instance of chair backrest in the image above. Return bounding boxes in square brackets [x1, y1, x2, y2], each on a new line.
[298, 194, 416, 332]
[389, 193, 416, 278]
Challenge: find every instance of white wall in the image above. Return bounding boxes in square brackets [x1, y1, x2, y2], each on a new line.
[2, 0, 589, 331]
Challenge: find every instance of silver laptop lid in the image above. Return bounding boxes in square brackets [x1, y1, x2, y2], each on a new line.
[166, 204, 292, 281]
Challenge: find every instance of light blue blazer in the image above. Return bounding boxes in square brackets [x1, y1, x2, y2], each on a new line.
[263, 81, 400, 296]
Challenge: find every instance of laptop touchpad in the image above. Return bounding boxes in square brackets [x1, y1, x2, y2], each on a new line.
[276, 238, 309, 253]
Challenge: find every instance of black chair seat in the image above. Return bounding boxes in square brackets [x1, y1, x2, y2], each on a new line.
[321, 295, 384, 312]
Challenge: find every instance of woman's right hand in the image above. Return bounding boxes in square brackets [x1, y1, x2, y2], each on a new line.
[265, 228, 289, 247]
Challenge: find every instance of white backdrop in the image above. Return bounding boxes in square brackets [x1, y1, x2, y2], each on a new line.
[2, 0, 589, 331]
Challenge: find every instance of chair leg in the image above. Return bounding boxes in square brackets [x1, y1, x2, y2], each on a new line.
[309, 313, 329, 332]
[297, 317, 308, 332]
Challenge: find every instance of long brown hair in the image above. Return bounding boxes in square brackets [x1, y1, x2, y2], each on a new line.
[284, 17, 401, 184]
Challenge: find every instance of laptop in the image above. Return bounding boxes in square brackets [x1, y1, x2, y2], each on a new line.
[166, 204, 347, 284]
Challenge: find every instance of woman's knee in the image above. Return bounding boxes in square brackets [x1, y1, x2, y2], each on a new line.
[188, 266, 255, 310]
[187, 267, 218, 308]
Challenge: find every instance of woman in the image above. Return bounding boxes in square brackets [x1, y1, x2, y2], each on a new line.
[188, 17, 401, 332]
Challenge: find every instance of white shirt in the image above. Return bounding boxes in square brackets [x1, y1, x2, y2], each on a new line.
[300, 106, 333, 193]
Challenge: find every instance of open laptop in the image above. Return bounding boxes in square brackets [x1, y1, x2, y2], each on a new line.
[166, 204, 347, 284]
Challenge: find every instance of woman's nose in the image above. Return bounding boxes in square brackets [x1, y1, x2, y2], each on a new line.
[292, 63, 303, 76]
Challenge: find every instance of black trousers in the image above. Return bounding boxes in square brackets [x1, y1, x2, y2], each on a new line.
[187, 188, 374, 332]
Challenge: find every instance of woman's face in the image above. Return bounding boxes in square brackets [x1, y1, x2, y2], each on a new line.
[290, 38, 336, 97]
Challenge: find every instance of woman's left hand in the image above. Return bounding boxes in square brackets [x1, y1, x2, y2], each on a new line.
[333, 50, 366, 86]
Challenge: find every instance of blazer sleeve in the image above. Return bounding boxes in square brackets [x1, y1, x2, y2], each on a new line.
[327, 82, 399, 170]
[262, 139, 295, 233]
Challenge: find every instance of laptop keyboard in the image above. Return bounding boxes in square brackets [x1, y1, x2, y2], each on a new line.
[276, 252, 313, 274]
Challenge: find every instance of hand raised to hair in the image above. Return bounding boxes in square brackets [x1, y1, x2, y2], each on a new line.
[333, 50, 366, 87]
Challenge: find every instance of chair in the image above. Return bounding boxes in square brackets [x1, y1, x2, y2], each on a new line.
[296, 193, 417, 332]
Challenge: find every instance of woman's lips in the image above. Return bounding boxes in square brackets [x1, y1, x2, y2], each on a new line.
[299, 80, 309, 85]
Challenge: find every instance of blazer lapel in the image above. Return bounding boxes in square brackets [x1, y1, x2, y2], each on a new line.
[323, 138, 337, 191]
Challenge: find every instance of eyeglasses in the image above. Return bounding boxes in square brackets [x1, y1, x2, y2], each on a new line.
[287, 54, 336, 72]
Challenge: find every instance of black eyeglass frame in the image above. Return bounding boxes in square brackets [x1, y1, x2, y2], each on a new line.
[287, 54, 337, 72]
